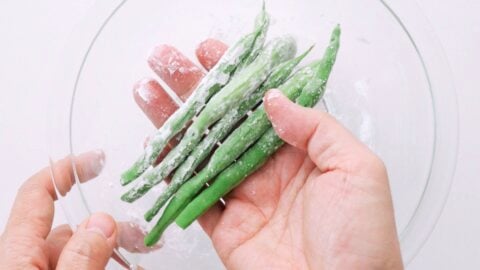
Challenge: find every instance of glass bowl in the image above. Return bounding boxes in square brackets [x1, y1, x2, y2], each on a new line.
[47, 0, 458, 268]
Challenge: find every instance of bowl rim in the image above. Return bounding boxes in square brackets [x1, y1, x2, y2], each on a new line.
[47, 0, 458, 267]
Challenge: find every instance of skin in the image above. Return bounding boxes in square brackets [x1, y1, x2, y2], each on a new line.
[0, 151, 158, 269]
[0, 39, 403, 269]
[0, 152, 118, 269]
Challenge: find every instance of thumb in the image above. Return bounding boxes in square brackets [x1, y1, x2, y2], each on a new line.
[56, 213, 117, 270]
[263, 89, 370, 173]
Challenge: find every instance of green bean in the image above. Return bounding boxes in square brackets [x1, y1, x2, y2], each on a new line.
[235, 2, 269, 72]
[120, 6, 269, 185]
[121, 36, 296, 202]
[144, 47, 313, 221]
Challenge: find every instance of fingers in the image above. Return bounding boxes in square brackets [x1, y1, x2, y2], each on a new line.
[138, 40, 227, 162]
[196, 38, 228, 70]
[56, 213, 117, 270]
[134, 39, 228, 235]
[54, 150, 106, 194]
[263, 90, 370, 174]
[145, 39, 226, 104]
[139, 39, 227, 126]
[134, 78, 179, 128]
[46, 222, 159, 269]
[4, 150, 105, 239]
[148, 44, 205, 100]
[46, 224, 73, 269]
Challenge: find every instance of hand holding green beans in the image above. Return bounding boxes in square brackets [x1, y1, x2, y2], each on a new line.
[121, 5, 403, 269]
[130, 42, 402, 268]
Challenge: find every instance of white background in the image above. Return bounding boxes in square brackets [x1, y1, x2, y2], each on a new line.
[0, 0, 479, 269]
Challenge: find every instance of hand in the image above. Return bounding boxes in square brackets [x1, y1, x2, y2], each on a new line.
[0, 151, 117, 269]
[136, 40, 404, 269]
[0, 152, 157, 269]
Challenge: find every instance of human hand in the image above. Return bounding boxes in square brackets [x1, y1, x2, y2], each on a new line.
[0, 151, 157, 269]
[0, 151, 118, 269]
[136, 39, 403, 269]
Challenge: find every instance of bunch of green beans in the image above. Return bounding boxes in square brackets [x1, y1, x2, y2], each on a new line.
[144, 46, 313, 222]
[120, 4, 269, 185]
[121, 36, 297, 202]
[119, 3, 341, 247]
[176, 26, 341, 229]
[143, 26, 341, 246]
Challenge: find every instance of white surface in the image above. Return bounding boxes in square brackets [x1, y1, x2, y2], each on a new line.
[0, 0, 478, 269]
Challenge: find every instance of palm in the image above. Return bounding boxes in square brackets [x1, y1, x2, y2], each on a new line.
[209, 142, 397, 269]
[212, 140, 389, 269]
[209, 145, 310, 269]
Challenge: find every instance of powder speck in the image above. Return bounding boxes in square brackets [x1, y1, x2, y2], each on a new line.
[354, 79, 369, 98]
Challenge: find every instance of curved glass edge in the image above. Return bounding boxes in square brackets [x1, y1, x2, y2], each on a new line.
[382, 0, 458, 265]
[47, 0, 459, 267]
[46, 0, 133, 268]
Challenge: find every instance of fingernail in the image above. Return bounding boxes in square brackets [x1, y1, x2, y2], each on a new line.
[86, 213, 115, 239]
[134, 78, 156, 104]
[264, 89, 283, 105]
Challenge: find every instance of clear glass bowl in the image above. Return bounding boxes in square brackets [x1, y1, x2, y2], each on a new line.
[48, 0, 458, 268]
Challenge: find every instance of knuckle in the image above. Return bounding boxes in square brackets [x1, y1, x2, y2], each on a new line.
[18, 180, 37, 195]
[373, 155, 388, 175]
[339, 143, 387, 177]
[365, 152, 387, 172]
[358, 151, 388, 179]
[63, 244, 94, 263]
